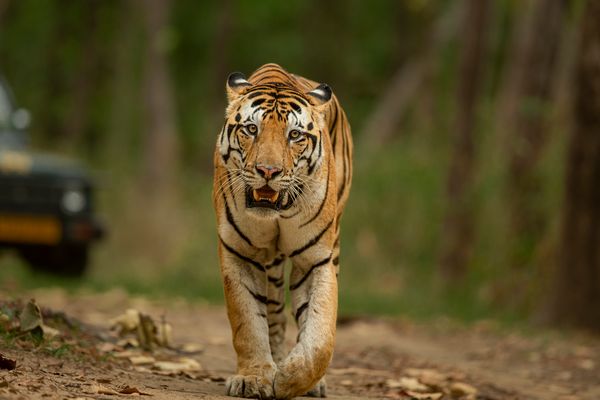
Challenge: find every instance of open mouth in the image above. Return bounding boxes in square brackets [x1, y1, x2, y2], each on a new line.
[246, 185, 283, 210]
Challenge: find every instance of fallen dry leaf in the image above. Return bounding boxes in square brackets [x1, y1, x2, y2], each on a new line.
[118, 385, 152, 395]
[156, 317, 172, 347]
[96, 342, 118, 353]
[180, 343, 204, 353]
[406, 391, 443, 400]
[19, 299, 43, 332]
[113, 349, 141, 359]
[110, 309, 172, 351]
[98, 385, 119, 395]
[129, 355, 156, 365]
[386, 377, 428, 392]
[449, 382, 477, 398]
[110, 309, 141, 333]
[329, 367, 393, 377]
[19, 299, 60, 339]
[84, 383, 118, 395]
[153, 358, 201, 373]
[404, 368, 446, 382]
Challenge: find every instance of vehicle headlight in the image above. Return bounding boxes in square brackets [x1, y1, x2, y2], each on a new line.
[62, 189, 86, 214]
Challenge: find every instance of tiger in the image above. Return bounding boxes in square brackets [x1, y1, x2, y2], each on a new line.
[213, 63, 352, 399]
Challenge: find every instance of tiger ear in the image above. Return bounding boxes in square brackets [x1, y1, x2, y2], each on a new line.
[307, 83, 332, 106]
[226, 72, 252, 103]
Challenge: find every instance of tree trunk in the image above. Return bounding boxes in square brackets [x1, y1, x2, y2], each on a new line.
[63, 0, 100, 148]
[549, 0, 600, 332]
[502, 0, 566, 270]
[134, 0, 182, 264]
[139, 0, 178, 196]
[438, 0, 489, 282]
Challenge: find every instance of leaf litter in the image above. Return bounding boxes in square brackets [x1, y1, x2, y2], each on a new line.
[2, 291, 600, 399]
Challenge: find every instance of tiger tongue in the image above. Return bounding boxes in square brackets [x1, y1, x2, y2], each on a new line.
[253, 186, 279, 203]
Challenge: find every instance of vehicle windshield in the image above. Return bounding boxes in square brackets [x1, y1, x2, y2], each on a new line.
[0, 80, 27, 150]
[0, 82, 11, 130]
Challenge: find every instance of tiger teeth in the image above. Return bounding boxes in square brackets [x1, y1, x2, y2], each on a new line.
[252, 189, 279, 203]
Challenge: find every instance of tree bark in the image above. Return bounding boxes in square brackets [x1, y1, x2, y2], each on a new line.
[501, 0, 566, 270]
[139, 0, 178, 196]
[438, 0, 489, 282]
[63, 0, 100, 147]
[549, 0, 600, 331]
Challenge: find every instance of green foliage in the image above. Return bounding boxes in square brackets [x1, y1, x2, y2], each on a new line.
[0, 0, 570, 323]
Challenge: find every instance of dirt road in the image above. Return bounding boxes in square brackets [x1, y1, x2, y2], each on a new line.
[0, 288, 598, 399]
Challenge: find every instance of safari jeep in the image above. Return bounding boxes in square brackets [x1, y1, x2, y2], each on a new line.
[0, 76, 104, 276]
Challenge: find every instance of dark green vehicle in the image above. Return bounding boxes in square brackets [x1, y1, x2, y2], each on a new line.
[0, 76, 104, 276]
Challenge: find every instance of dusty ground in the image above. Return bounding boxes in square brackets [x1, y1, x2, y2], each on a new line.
[0, 288, 599, 400]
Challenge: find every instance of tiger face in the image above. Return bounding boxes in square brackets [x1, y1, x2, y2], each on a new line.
[217, 72, 332, 218]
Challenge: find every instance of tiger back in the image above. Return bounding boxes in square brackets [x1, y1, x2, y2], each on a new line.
[213, 63, 352, 399]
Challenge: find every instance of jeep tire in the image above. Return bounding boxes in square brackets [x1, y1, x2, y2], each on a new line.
[20, 244, 89, 277]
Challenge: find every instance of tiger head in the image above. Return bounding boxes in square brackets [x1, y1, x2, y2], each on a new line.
[217, 67, 333, 217]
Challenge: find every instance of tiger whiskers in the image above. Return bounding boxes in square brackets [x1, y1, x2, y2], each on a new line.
[215, 168, 246, 199]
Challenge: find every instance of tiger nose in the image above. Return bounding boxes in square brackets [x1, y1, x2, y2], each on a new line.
[255, 164, 282, 180]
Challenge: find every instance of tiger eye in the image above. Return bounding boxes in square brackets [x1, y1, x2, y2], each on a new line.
[246, 124, 258, 135]
[289, 130, 302, 140]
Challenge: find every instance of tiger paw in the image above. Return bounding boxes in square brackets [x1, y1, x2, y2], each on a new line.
[304, 378, 327, 397]
[226, 374, 275, 399]
[273, 362, 315, 399]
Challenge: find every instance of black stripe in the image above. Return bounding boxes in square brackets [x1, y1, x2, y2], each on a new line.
[290, 255, 332, 291]
[272, 304, 285, 314]
[289, 219, 334, 258]
[226, 171, 237, 210]
[227, 123, 235, 136]
[247, 90, 267, 99]
[285, 94, 309, 107]
[250, 66, 282, 81]
[289, 102, 302, 113]
[268, 322, 278, 328]
[268, 275, 284, 288]
[336, 122, 348, 201]
[300, 169, 329, 228]
[219, 237, 265, 272]
[251, 98, 266, 107]
[244, 284, 281, 305]
[332, 256, 339, 266]
[295, 302, 309, 321]
[329, 104, 339, 146]
[219, 126, 226, 147]
[281, 206, 301, 219]
[224, 195, 254, 247]
[265, 255, 285, 270]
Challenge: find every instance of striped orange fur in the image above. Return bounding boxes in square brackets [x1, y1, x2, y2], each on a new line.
[213, 63, 352, 399]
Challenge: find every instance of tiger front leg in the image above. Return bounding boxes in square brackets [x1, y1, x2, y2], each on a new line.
[220, 244, 277, 399]
[273, 254, 337, 399]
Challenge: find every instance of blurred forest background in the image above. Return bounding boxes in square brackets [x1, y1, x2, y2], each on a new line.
[0, 0, 599, 331]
